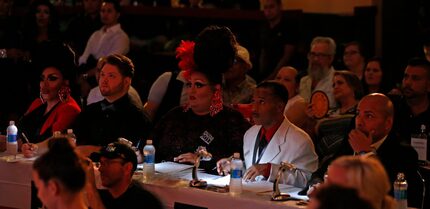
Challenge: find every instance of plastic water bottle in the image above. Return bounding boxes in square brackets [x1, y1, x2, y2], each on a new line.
[229, 152, 243, 195]
[6, 121, 18, 155]
[393, 172, 408, 209]
[143, 139, 155, 181]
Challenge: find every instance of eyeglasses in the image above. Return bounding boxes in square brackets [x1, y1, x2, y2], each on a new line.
[308, 52, 331, 59]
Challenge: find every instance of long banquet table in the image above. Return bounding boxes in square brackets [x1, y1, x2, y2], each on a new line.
[0, 155, 307, 209]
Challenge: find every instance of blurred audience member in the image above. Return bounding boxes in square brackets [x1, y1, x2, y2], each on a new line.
[362, 57, 394, 95]
[66, 0, 103, 56]
[85, 142, 163, 209]
[305, 71, 362, 137]
[275, 66, 307, 128]
[258, 0, 300, 81]
[154, 26, 251, 173]
[423, 40, 430, 62]
[143, 70, 187, 124]
[22, 0, 62, 58]
[32, 137, 87, 209]
[392, 57, 430, 149]
[342, 41, 366, 80]
[324, 156, 395, 209]
[308, 184, 375, 209]
[223, 44, 256, 105]
[299, 36, 336, 108]
[329, 71, 362, 116]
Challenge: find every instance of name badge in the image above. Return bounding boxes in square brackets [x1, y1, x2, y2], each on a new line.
[200, 131, 214, 145]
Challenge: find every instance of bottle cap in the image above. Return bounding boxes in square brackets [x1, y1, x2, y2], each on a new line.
[421, 124, 426, 131]
[9, 121, 14, 125]
[233, 152, 240, 159]
[146, 139, 153, 145]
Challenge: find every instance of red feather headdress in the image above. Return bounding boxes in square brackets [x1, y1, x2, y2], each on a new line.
[176, 40, 195, 79]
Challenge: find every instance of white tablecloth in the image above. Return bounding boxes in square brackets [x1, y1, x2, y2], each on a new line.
[0, 154, 34, 209]
[136, 164, 308, 209]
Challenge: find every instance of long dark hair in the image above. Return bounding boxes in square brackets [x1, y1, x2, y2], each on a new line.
[362, 57, 394, 95]
[22, 0, 61, 47]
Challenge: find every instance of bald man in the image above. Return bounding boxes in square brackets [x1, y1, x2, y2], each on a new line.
[275, 66, 307, 129]
[310, 93, 423, 208]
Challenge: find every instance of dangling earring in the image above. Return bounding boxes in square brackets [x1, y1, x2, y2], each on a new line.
[39, 91, 46, 104]
[209, 87, 223, 116]
[58, 86, 71, 102]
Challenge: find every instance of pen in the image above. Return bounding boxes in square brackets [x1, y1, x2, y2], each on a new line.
[21, 132, 34, 151]
[21, 132, 30, 144]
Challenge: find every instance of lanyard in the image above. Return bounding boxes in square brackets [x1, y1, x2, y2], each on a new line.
[252, 131, 267, 165]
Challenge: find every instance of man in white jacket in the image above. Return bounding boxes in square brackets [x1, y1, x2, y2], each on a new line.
[217, 81, 318, 188]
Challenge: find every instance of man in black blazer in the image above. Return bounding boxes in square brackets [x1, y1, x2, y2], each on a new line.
[310, 93, 423, 208]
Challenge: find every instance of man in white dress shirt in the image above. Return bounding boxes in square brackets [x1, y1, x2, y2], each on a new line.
[217, 81, 318, 188]
[299, 36, 336, 108]
[79, 0, 129, 66]
[78, 0, 130, 100]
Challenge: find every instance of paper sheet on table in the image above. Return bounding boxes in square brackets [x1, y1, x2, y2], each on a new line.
[154, 161, 194, 173]
[206, 175, 286, 192]
[0, 154, 37, 163]
[207, 175, 307, 199]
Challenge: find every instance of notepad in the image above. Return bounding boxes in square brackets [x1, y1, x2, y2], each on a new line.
[151, 161, 194, 173]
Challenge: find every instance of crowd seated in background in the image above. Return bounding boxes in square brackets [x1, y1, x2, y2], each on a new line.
[22, 0, 62, 60]
[65, 0, 102, 57]
[342, 41, 367, 80]
[392, 57, 430, 149]
[154, 26, 251, 173]
[78, 0, 130, 101]
[222, 44, 256, 106]
[299, 36, 336, 109]
[362, 57, 394, 95]
[305, 71, 362, 139]
[258, 0, 301, 81]
[217, 81, 318, 188]
[275, 66, 307, 129]
[143, 70, 187, 125]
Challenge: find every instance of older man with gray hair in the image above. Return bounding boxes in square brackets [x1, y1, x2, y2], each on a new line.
[299, 36, 337, 108]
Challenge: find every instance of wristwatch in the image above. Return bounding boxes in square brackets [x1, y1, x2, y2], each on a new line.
[0, 49, 7, 59]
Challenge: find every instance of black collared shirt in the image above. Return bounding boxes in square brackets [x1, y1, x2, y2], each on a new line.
[75, 93, 152, 146]
[98, 180, 163, 209]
